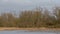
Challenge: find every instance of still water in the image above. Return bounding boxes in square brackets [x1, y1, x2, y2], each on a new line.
[0, 30, 60, 34]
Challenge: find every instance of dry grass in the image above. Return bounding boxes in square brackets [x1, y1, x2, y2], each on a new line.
[0, 27, 60, 31]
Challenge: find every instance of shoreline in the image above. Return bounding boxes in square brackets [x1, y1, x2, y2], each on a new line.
[0, 27, 60, 31]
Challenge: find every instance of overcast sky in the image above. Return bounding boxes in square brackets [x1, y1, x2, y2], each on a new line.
[0, 0, 60, 14]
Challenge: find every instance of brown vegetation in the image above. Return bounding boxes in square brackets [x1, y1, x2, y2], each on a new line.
[0, 7, 60, 29]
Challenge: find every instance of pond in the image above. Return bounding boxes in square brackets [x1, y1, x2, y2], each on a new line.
[0, 30, 60, 34]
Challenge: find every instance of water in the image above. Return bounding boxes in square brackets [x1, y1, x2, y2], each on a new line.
[0, 30, 60, 34]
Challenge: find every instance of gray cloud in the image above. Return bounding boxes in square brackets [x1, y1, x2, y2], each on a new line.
[0, 0, 60, 14]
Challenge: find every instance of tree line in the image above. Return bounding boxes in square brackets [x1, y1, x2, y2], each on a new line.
[0, 7, 60, 28]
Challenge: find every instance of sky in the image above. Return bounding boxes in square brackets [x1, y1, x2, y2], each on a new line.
[0, 0, 60, 14]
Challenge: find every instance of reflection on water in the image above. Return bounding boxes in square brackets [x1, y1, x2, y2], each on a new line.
[0, 30, 60, 34]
